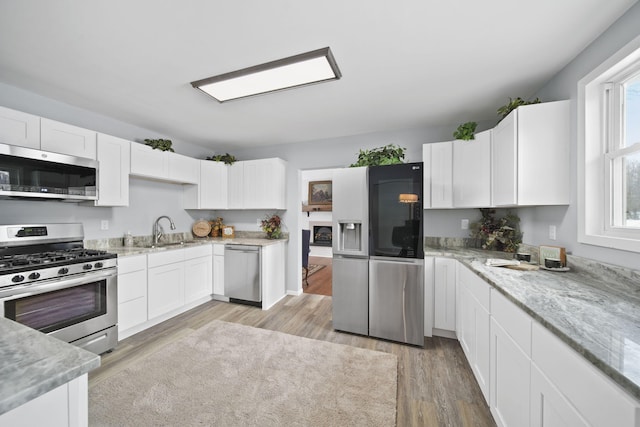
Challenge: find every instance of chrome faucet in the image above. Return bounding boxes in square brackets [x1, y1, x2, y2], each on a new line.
[153, 215, 176, 245]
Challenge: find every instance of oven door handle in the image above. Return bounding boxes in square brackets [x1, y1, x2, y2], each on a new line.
[0, 269, 116, 300]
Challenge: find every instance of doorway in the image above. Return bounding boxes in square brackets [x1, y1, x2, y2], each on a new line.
[301, 168, 339, 296]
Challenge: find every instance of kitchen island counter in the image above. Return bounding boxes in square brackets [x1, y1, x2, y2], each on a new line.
[0, 317, 100, 416]
[425, 244, 640, 401]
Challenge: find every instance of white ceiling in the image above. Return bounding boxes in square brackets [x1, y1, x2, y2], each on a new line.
[0, 1, 636, 151]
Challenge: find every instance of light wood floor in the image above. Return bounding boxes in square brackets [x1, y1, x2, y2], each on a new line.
[90, 295, 495, 426]
[303, 256, 332, 296]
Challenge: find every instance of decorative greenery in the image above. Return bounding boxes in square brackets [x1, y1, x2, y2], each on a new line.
[470, 208, 522, 253]
[144, 138, 175, 152]
[350, 144, 406, 167]
[206, 153, 237, 165]
[453, 121, 478, 141]
[497, 97, 541, 122]
[261, 213, 282, 239]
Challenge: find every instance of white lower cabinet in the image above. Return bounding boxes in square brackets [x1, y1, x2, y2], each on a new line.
[531, 321, 640, 427]
[261, 241, 286, 310]
[457, 263, 490, 402]
[184, 245, 213, 304]
[212, 244, 225, 296]
[530, 363, 589, 427]
[433, 257, 456, 333]
[147, 253, 185, 319]
[117, 254, 147, 336]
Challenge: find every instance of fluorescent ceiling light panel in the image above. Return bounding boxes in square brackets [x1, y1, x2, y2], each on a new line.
[191, 47, 341, 102]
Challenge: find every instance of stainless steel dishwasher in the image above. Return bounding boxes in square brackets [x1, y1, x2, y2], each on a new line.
[224, 245, 261, 306]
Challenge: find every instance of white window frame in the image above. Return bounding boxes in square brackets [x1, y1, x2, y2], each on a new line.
[578, 34, 640, 253]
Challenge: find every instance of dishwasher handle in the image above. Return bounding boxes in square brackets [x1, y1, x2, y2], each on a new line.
[225, 245, 260, 253]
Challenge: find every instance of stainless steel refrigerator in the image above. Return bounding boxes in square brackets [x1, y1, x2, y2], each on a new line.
[332, 163, 424, 346]
[368, 163, 424, 346]
[332, 166, 369, 336]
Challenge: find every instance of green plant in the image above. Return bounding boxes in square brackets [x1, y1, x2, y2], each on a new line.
[350, 144, 406, 167]
[469, 208, 522, 252]
[497, 97, 541, 122]
[144, 138, 174, 152]
[453, 121, 478, 141]
[206, 153, 237, 165]
[260, 213, 282, 239]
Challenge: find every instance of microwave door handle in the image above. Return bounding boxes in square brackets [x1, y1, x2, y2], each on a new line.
[0, 269, 115, 300]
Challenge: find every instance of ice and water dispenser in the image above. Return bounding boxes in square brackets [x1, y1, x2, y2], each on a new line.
[337, 221, 363, 252]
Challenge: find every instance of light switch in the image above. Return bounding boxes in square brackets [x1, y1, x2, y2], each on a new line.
[461, 219, 469, 230]
[549, 225, 556, 240]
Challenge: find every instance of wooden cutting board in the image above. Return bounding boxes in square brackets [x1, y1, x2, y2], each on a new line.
[505, 263, 540, 271]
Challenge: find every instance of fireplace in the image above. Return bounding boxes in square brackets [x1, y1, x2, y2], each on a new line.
[312, 225, 333, 247]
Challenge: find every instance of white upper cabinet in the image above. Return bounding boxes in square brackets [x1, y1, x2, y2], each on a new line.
[430, 141, 454, 208]
[183, 160, 228, 209]
[0, 105, 40, 149]
[130, 143, 198, 184]
[226, 159, 286, 210]
[227, 162, 244, 209]
[453, 130, 492, 208]
[130, 142, 168, 178]
[40, 118, 97, 159]
[167, 152, 199, 184]
[242, 158, 286, 210]
[94, 133, 130, 206]
[492, 100, 570, 206]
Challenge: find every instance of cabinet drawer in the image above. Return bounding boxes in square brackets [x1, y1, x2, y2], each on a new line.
[213, 244, 225, 256]
[117, 254, 147, 274]
[118, 297, 147, 332]
[148, 248, 184, 268]
[184, 244, 212, 259]
[118, 270, 146, 303]
[491, 289, 531, 356]
[532, 322, 640, 427]
[458, 263, 490, 310]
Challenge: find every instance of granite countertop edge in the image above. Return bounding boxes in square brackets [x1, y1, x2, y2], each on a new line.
[0, 318, 100, 416]
[106, 237, 287, 256]
[425, 246, 640, 401]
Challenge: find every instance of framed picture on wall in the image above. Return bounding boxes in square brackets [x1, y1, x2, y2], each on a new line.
[308, 180, 332, 205]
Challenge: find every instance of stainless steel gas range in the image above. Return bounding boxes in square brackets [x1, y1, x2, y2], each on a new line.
[0, 223, 117, 355]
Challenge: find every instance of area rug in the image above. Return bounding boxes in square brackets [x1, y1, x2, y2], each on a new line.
[89, 320, 397, 426]
[303, 263, 325, 278]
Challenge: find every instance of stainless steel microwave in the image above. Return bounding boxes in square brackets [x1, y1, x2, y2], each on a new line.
[0, 143, 97, 201]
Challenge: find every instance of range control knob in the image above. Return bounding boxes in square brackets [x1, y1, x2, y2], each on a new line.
[83, 264, 93, 271]
[95, 262, 103, 269]
[28, 272, 41, 280]
[12, 275, 25, 283]
[58, 267, 69, 275]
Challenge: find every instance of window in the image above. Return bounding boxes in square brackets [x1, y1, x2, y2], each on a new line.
[579, 34, 640, 253]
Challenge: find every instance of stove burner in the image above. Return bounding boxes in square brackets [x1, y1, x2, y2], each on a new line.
[0, 248, 115, 275]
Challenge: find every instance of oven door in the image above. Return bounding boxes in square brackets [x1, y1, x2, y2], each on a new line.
[0, 268, 117, 354]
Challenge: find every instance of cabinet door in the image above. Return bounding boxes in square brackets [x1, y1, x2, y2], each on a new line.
[130, 142, 168, 179]
[227, 162, 244, 209]
[0, 105, 40, 149]
[430, 141, 453, 208]
[40, 118, 97, 159]
[433, 257, 456, 331]
[492, 110, 518, 206]
[201, 160, 228, 209]
[422, 144, 432, 208]
[490, 317, 531, 427]
[184, 256, 212, 303]
[453, 130, 491, 207]
[147, 262, 185, 319]
[118, 268, 147, 333]
[242, 158, 286, 209]
[95, 133, 130, 206]
[213, 254, 225, 295]
[168, 152, 199, 184]
[530, 364, 588, 427]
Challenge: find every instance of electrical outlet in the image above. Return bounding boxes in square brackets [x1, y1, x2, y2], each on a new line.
[257, 218, 262, 227]
[101, 220, 109, 230]
[549, 225, 556, 240]
[461, 219, 469, 230]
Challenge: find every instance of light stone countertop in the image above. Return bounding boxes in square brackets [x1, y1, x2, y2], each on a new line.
[425, 244, 640, 401]
[105, 237, 287, 257]
[0, 318, 100, 415]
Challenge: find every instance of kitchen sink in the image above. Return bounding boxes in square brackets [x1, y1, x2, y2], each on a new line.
[139, 241, 187, 249]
